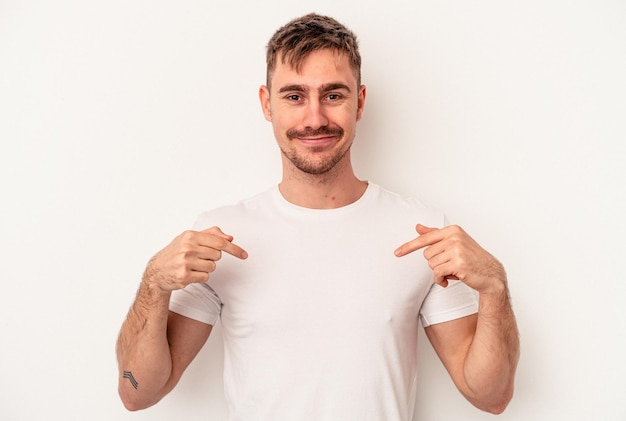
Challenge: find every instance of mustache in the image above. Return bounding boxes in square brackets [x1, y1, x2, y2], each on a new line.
[286, 127, 344, 139]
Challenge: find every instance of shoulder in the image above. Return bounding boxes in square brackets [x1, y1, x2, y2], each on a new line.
[192, 186, 278, 230]
[367, 183, 444, 227]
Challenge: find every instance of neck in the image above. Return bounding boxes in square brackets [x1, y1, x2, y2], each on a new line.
[279, 153, 368, 209]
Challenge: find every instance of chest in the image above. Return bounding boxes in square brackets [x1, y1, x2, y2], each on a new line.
[209, 219, 433, 344]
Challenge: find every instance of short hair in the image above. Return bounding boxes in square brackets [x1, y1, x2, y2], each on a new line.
[265, 13, 362, 89]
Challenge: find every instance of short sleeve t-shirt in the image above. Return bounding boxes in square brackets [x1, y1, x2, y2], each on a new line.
[170, 183, 478, 421]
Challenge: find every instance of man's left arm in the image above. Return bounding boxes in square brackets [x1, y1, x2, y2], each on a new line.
[395, 224, 520, 414]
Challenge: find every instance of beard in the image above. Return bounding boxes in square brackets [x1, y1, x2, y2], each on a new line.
[282, 126, 348, 175]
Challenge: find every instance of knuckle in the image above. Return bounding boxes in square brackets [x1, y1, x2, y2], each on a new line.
[216, 237, 230, 249]
[174, 266, 190, 283]
[180, 230, 196, 241]
[448, 225, 465, 239]
[449, 224, 462, 232]
[181, 246, 196, 259]
[174, 251, 192, 267]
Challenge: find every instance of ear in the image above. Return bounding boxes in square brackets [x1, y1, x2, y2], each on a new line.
[259, 85, 272, 122]
[356, 84, 367, 121]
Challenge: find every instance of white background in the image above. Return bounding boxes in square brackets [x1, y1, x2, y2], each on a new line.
[1, 1, 625, 420]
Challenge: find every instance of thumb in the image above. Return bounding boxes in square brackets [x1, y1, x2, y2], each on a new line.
[415, 224, 437, 235]
[203, 226, 234, 241]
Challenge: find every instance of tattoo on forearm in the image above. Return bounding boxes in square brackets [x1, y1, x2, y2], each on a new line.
[123, 371, 139, 390]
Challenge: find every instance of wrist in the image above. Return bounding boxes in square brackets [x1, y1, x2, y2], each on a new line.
[479, 276, 507, 296]
[140, 270, 172, 303]
[478, 278, 511, 316]
[141, 259, 173, 295]
[476, 259, 508, 294]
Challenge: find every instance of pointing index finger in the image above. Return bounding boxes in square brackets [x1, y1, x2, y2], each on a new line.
[394, 225, 442, 257]
[222, 239, 248, 260]
[202, 227, 248, 260]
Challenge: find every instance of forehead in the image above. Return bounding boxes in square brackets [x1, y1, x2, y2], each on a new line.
[271, 49, 357, 90]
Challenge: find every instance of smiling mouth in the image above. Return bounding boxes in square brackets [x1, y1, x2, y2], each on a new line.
[297, 136, 335, 145]
[287, 127, 344, 141]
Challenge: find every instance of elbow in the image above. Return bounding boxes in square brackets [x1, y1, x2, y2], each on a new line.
[118, 387, 159, 412]
[483, 402, 508, 415]
[121, 399, 144, 412]
[116, 366, 174, 411]
[476, 387, 514, 415]
[120, 396, 153, 412]
[119, 394, 146, 412]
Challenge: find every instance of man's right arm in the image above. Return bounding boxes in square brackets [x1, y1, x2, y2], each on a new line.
[115, 227, 247, 410]
[116, 283, 212, 410]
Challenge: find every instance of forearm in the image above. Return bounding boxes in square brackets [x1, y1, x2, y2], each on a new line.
[116, 279, 174, 410]
[463, 281, 520, 413]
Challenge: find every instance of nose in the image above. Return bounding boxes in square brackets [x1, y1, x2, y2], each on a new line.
[302, 99, 329, 129]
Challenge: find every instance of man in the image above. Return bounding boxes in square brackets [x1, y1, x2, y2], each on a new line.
[116, 13, 519, 420]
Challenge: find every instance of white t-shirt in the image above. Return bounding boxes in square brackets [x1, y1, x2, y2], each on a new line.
[169, 183, 478, 421]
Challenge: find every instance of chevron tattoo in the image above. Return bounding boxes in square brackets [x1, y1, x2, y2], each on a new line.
[123, 371, 139, 390]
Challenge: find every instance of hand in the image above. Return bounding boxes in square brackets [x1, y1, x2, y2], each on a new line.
[394, 224, 505, 293]
[143, 226, 248, 293]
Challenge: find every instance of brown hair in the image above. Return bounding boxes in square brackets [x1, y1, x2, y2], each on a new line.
[265, 13, 362, 88]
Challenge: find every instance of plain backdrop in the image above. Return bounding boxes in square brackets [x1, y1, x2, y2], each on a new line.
[1, 0, 625, 420]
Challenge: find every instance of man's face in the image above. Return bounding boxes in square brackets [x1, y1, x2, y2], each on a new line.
[260, 49, 366, 175]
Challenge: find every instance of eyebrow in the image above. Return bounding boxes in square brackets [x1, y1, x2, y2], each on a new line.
[277, 83, 352, 94]
[321, 83, 352, 93]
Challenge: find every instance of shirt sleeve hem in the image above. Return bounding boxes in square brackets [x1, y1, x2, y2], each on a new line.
[420, 302, 478, 328]
[169, 301, 219, 326]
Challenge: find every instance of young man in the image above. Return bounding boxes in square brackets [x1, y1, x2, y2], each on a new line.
[116, 13, 519, 420]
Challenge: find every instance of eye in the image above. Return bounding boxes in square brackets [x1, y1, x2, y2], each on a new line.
[327, 93, 341, 101]
[287, 94, 302, 101]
